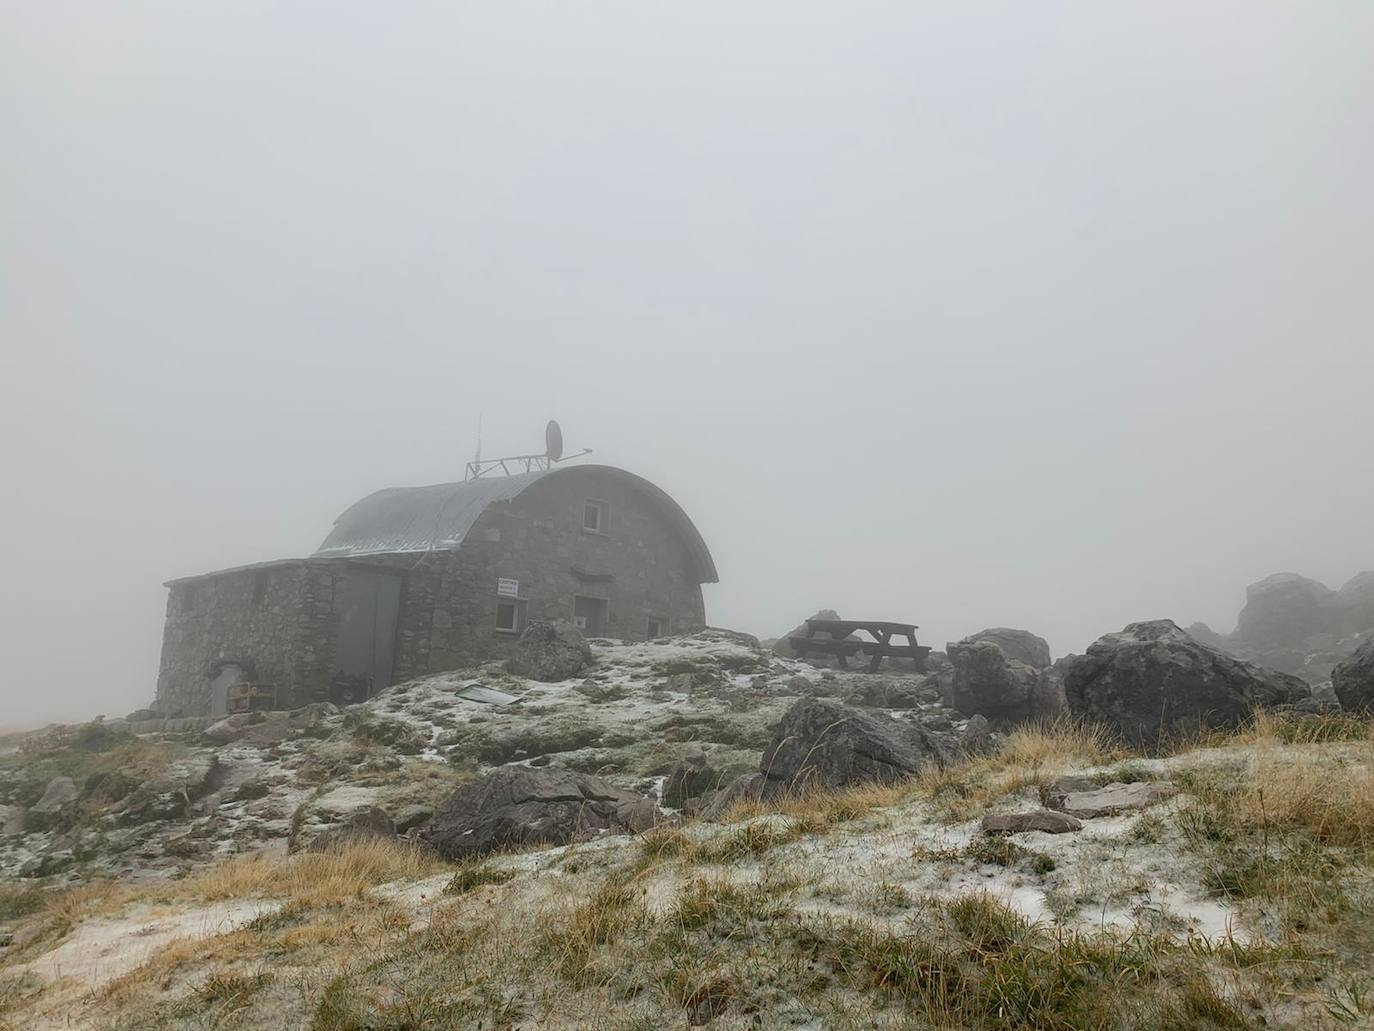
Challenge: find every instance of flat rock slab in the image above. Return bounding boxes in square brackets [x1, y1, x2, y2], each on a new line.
[1056, 781, 1175, 819]
[982, 810, 1082, 834]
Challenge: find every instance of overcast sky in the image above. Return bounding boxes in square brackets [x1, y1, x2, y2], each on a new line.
[2, 3, 1371, 725]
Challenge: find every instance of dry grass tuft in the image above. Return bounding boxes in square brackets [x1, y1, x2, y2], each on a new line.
[165, 838, 444, 905]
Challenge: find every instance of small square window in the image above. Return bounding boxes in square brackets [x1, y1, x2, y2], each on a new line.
[646, 618, 665, 640]
[495, 599, 527, 634]
[583, 500, 608, 534]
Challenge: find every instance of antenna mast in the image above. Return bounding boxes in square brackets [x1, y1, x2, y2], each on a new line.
[465, 419, 592, 479]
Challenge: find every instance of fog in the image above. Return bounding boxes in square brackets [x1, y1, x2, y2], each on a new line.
[2, 3, 1370, 726]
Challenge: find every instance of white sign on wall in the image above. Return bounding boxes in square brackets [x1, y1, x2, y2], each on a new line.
[496, 577, 520, 598]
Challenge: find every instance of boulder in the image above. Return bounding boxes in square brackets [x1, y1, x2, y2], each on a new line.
[1062, 620, 1310, 749]
[946, 634, 1062, 727]
[308, 806, 397, 852]
[982, 810, 1082, 834]
[1332, 637, 1374, 713]
[772, 610, 846, 659]
[1232, 573, 1338, 650]
[31, 776, 78, 814]
[759, 698, 948, 792]
[842, 678, 931, 710]
[1052, 781, 1175, 819]
[507, 620, 595, 682]
[956, 628, 1052, 668]
[662, 753, 719, 809]
[423, 767, 658, 859]
[699, 772, 771, 821]
[960, 714, 998, 756]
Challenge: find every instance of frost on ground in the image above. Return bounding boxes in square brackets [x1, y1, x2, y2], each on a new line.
[3, 634, 1374, 1029]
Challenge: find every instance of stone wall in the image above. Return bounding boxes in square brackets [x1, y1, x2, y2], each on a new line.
[155, 561, 338, 715]
[423, 468, 706, 668]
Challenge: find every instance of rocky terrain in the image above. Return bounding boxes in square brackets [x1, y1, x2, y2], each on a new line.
[1190, 570, 1374, 685]
[1, 622, 1372, 1029]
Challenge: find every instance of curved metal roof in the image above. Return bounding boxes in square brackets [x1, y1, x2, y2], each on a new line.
[313, 464, 718, 583]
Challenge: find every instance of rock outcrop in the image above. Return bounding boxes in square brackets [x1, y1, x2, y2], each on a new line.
[423, 767, 658, 859]
[307, 806, 397, 852]
[506, 620, 595, 682]
[946, 628, 1063, 727]
[759, 697, 948, 791]
[1062, 620, 1310, 749]
[1332, 638, 1374, 713]
[662, 753, 719, 809]
[1201, 571, 1374, 684]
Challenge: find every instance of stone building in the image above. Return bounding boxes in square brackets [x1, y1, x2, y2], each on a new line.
[154, 464, 717, 716]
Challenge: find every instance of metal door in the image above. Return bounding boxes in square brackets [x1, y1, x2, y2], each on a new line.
[334, 570, 401, 700]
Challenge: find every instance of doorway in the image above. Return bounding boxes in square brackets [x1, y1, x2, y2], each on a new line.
[573, 595, 608, 637]
[333, 569, 401, 702]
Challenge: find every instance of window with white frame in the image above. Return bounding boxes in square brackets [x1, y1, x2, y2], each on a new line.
[495, 598, 527, 634]
[582, 499, 608, 534]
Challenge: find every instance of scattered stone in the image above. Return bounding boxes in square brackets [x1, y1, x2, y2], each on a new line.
[843, 678, 930, 709]
[506, 620, 595, 682]
[1053, 781, 1176, 819]
[1332, 637, 1374, 713]
[307, 806, 397, 852]
[982, 810, 1082, 834]
[1062, 620, 1310, 749]
[759, 697, 949, 792]
[423, 767, 658, 859]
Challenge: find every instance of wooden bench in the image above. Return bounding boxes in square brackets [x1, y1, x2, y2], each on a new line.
[792, 619, 931, 673]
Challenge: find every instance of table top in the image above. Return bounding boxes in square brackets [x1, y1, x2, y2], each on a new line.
[805, 619, 919, 634]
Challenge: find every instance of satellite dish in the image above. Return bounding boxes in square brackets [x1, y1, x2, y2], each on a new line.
[545, 420, 564, 462]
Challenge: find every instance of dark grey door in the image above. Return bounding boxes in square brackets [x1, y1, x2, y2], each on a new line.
[334, 570, 401, 699]
[573, 596, 608, 637]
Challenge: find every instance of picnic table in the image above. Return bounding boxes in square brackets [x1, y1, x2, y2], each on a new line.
[789, 619, 931, 673]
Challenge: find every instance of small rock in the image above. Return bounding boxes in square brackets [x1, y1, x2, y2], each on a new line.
[1054, 781, 1176, 819]
[982, 810, 1083, 834]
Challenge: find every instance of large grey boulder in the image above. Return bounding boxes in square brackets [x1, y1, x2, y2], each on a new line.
[956, 628, 1052, 668]
[1062, 620, 1310, 749]
[1332, 637, 1374, 713]
[423, 766, 658, 859]
[759, 697, 948, 792]
[507, 620, 595, 682]
[946, 630, 1063, 727]
[1232, 573, 1338, 651]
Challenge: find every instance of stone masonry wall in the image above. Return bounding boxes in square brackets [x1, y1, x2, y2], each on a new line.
[423, 468, 706, 669]
[154, 561, 338, 715]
